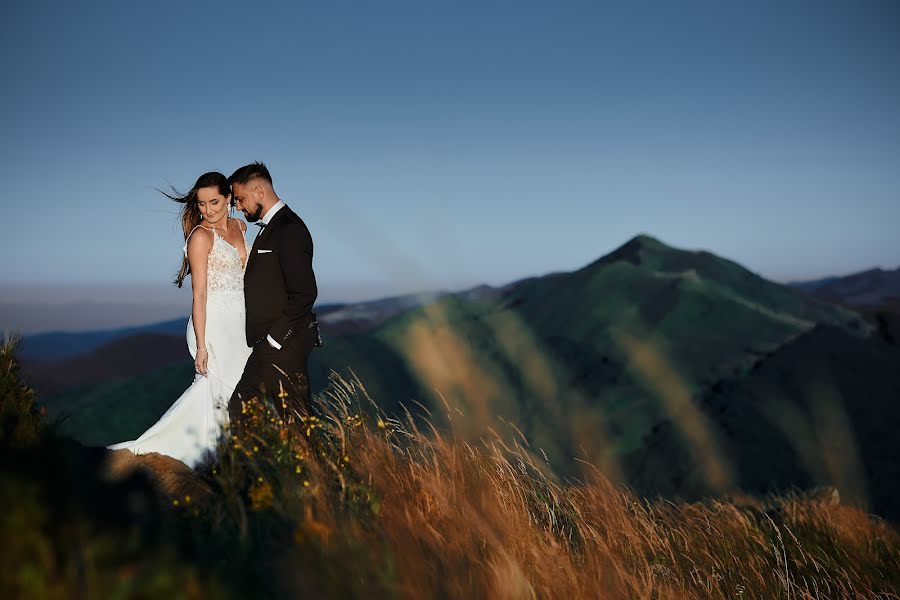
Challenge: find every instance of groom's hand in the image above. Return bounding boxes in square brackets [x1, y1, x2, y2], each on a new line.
[266, 334, 282, 350]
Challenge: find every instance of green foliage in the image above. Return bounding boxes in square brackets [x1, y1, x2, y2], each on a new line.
[0, 336, 45, 448]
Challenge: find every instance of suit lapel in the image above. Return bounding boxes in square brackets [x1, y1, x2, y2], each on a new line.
[245, 205, 290, 275]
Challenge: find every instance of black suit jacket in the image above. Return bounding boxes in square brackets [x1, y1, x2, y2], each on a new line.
[243, 204, 318, 348]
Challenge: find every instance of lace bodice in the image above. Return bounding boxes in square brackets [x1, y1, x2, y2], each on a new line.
[184, 223, 251, 294]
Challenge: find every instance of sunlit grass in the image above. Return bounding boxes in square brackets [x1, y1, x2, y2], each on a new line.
[181, 370, 900, 598]
[4, 335, 899, 598]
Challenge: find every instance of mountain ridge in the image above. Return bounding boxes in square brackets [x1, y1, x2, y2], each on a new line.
[25, 233, 899, 521]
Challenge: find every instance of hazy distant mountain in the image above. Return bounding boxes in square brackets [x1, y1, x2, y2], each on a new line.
[789, 277, 843, 292]
[21, 287, 498, 363]
[0, 300, 188, 337]
[17, 317, 189, 363]
[315, 286, 503, 334]
[790, 267, 900, 306]
[19, 286, 508, 397]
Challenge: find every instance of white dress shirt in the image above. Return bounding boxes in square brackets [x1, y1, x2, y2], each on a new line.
[261, 199, 285, 225]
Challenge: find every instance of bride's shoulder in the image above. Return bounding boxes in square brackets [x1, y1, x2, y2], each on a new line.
[185, 225, 214, 256]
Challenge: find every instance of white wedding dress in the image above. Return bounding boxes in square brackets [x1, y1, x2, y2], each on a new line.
[108, 221, 252, 467]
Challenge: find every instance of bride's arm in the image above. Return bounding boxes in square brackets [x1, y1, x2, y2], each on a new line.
[187, 230, 213, 374]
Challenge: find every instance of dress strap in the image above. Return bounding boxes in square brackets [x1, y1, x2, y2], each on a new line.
[183, 224, 214, 257]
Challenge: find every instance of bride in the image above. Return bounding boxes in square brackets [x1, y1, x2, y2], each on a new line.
[108, 172, 252, 467]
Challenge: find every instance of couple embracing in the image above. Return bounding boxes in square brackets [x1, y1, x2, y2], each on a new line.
[109, 162, 321, 467]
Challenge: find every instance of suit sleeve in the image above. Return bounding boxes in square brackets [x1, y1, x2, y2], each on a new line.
[268, 222, 318, 345]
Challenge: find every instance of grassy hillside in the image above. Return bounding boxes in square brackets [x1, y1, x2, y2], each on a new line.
[3, 339, 899, 598]
[309, 235, 864, 475]
[625, 322, 900, 521]
[36, 235, 891, 519]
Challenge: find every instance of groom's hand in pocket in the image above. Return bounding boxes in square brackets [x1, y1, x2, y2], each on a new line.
[195, 347, 209, 376]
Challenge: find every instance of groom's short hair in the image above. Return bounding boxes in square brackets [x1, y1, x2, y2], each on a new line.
[229, 162, 273, 186]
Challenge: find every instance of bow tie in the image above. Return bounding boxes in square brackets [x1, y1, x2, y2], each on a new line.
[254, 221, 266, 228]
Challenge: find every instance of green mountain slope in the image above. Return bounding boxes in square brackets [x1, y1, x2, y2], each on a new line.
[309, 234, 863, 474]
[44, 361, 195, 446]
[41, 234, 882, 511]
[624, 322, 900, 521]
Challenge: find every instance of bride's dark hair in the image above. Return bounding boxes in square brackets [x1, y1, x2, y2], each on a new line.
[158, 172, 232, 288]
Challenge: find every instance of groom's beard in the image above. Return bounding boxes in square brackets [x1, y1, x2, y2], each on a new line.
[243, 203, 264, 222]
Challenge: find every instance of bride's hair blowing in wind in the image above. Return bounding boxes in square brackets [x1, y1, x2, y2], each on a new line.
[158, 171, 233, 288]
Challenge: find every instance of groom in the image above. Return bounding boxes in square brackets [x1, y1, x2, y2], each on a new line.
[228, 162, 319, 422]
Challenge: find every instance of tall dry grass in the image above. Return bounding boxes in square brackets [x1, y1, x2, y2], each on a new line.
[185, 371, 900, 599]
[4, 331, 897, 598]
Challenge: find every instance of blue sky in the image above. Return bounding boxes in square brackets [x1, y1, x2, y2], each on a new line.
[2, 0, 899, 323]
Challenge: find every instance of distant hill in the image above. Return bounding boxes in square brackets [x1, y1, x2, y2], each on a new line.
[790, 266, 900, 306]
[21, 332, 187, 397]
[18, 286, 464, 398]
[17, 317, 189, 363]
[18, 290, 467, 398]
[18, 289, 481, 365]
[315, 288, 499, 334]
[789, 265, 900, 350]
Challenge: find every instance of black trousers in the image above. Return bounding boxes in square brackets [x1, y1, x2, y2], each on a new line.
[228, 330, 315, 424]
